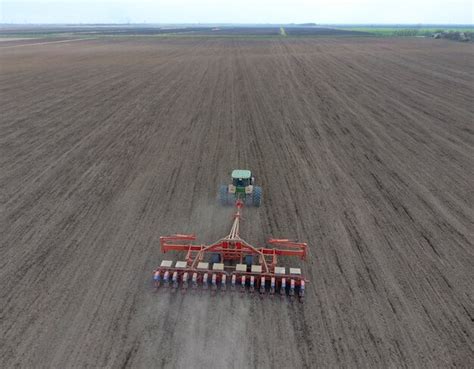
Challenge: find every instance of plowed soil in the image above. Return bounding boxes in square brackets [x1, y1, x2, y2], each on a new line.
[1, 37, 473, 368]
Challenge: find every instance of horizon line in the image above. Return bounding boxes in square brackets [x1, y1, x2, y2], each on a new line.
[1, 22, 473, 26]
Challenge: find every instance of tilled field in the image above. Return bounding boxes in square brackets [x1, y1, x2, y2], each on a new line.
[1, 37, 473, 368]
[0, 25, 370, 37]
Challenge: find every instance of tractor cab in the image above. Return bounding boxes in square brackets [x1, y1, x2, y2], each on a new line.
[231, 169, 253, 188]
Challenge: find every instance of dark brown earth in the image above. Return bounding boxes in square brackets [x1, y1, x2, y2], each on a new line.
[1, 36, 473, 368]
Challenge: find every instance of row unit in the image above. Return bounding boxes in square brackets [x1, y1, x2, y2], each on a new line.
[159, 260, 302, 276]
[154, 269, 305, 298]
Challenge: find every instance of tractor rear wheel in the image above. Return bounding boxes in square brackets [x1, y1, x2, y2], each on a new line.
[219, 185, 229, 206]
[253, 186, 262, 207]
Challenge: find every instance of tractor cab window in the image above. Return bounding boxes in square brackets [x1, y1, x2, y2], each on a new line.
[233, 178, 249, 187]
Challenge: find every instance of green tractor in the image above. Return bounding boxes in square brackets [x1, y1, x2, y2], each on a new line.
[219, 169, 262, 207]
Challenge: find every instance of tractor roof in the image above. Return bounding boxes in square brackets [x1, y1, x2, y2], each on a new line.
[231, 169, 251, 179]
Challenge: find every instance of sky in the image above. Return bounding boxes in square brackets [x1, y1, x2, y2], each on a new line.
[1, 0, 473, 24]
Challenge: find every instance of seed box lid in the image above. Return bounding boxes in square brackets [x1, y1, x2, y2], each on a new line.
[175, 261, 187, 269]
[213, 263, 224, 271]
[235, 264, 247, 272]
[274, 266, 286, 275]
[197, 262, 209, 270]
[160, 260, 173, 268]
[251, 265, 262, 273]
[289, 268, 301, 275]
